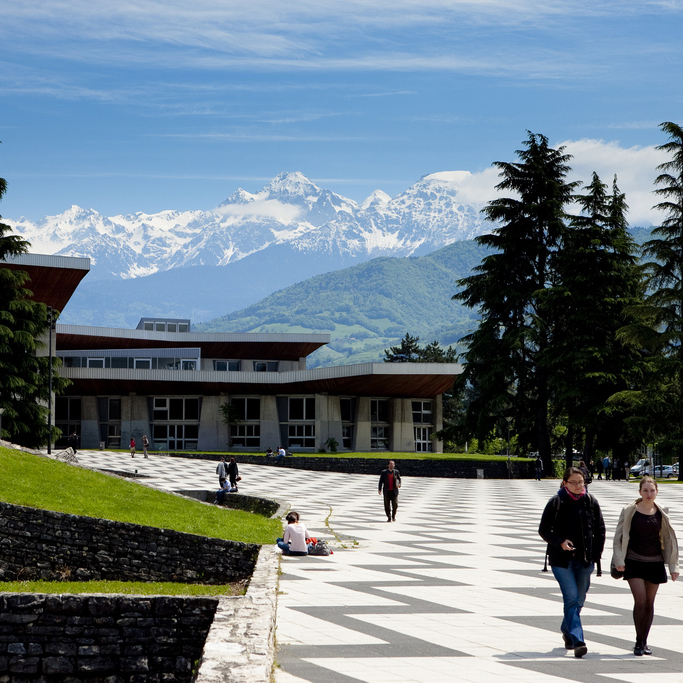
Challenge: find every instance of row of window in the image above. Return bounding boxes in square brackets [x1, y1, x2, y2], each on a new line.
[55, 396, 434, 451]
[60, 357, 280, 373]
[140, 321, 190, 333]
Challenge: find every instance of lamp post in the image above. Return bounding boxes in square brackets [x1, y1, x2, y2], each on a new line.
[46, 306, 56, 455]
[506, 416, 512, 479]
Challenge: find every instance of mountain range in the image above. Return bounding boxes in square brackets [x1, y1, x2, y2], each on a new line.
[6, 171, 494, 327]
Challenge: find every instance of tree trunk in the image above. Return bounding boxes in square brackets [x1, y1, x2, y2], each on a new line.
[565, 425, 574, 470]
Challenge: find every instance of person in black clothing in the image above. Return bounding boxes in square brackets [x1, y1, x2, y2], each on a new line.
[227, 457, 239, 491]
[539, 466, 606, 658]
[68, 431, 79, 454]
[378, 460, 401, 522]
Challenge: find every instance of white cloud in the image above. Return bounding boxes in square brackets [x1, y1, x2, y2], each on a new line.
[214, 198, 303, 222]
[444, 139, 667, 227]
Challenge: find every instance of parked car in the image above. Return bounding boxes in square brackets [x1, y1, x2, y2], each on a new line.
[654, 465, 676, 479]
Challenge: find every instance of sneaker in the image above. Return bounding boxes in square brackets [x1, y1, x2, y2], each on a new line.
[574, 643, 588, 658]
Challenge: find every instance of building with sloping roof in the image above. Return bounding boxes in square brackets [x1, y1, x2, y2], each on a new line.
[4, 254, 461, 453]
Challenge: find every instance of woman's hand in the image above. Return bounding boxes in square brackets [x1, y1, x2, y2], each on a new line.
[560, 540, 575, 552]
[616, 565, 625, 572]
[672, 572, 679, 582]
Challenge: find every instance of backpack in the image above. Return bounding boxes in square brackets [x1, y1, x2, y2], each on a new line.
[308, 540, 332, 556]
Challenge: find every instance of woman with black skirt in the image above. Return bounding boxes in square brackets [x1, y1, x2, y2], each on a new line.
[612, 476, 679, 655]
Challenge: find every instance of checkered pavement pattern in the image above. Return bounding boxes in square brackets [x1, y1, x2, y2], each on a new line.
[73, 451, 683, 683]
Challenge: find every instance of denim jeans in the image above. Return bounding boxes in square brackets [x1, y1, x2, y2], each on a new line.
[552, 560, 594, 646]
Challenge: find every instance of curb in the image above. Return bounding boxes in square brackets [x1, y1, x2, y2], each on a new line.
[196, 545, 280, 682]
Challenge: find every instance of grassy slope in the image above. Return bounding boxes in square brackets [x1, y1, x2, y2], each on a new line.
[0, 448, 281, 545]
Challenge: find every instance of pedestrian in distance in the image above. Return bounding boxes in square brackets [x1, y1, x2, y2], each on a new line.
[611, 476, 679, 656]
[130, 437, 136, 458]
[539, 466, 606, 658]
[378, 460, 401, 522]
[603, 455, 612, 481]
[216, 457, 228, 488]
[68, 431, 79, 454]
[142, 434, 150, 458]
[535, 456, 544, 481]
[227, 456, 239, 491]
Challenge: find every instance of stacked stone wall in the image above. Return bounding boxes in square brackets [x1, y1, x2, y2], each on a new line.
[0, 502, 259, 584]
[0, 593, 217, 682]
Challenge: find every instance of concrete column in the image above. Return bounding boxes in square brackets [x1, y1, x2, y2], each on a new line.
[121, 394, 149, 447]
[391, 398, 415, 453]
[316, 394, 343, 452]
[355, 397, 371, 452]
[198, 395, 229, 452]
[260, 395, 280, 452]
[80, 396, 100, 449]
[433, 394, 444, 453]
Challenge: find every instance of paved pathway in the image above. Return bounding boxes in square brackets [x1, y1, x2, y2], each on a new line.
[72, 451, 683, 683]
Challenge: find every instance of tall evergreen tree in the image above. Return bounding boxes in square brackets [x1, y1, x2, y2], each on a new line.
[0, 159, 68, 446]
[548, 173, 644, 465]
[383, 333, 421, 362]
[454, 132, 577, 473]
[639, 122, 683, 476]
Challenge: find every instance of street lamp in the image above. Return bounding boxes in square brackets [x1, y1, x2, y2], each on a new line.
[46, 307, 57, 455]
[506, 416, 512, 479]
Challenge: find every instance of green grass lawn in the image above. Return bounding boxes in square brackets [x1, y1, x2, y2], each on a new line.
[0, 447, 281, 545]
[134, 448, 533, 462]
[0, 446, 282, 595]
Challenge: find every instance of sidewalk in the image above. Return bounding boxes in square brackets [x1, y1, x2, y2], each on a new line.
[73, 451, 683, 683]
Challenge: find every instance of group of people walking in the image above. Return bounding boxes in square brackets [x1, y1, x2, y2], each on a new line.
[540, 467, 679, 658]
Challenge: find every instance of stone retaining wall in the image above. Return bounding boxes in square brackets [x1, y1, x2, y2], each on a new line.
[160, 452, 534, 478]
[0, 502, 259, 584]
[0, 593, 217, 682]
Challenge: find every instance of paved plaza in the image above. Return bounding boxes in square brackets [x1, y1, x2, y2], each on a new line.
[73, 451, 683, 683]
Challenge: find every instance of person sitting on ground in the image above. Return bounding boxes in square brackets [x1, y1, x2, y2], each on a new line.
[266, 446, 274, 457]
[214, 479, 237, 505]
[277, 512, 313, 556]
[275, 446, 287, 465]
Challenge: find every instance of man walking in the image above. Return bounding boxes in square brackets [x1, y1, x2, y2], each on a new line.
[216, 457, 228, 488]
[378, 460, 401, 522]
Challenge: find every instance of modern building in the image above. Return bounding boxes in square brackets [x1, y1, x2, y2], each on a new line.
[4, 254, 461, 453]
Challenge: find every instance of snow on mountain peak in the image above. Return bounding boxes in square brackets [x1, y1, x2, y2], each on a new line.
[361, 190, 391, 211]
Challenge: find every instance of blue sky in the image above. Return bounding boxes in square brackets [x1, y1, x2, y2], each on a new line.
[1, 0, 682, 224]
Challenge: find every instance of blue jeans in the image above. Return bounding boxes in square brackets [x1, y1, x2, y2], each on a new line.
[277, 538, 310, 556]
[552, 560, 594, 646]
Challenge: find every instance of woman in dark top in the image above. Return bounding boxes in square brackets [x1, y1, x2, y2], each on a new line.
[539, 467, 606, 658]
[227, 457, 239, 491]
[612, 476, 679, 655]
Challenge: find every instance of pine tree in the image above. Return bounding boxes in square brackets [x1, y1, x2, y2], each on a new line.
[548, 173, 644, 465]
[0, 160, 68, 446]
[639, 122, 683, 476]
[383, 333, 422, 362]
[454, 132, 577, 472]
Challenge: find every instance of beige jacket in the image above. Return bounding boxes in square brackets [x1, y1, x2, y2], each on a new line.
[612, 499, 679, 576]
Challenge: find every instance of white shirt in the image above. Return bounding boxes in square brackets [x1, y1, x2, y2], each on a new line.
[283, 522, 309, 553]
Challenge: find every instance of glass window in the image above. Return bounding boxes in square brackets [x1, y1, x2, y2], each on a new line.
[108, 398, 121, 421]
[169, 398, 184, 420]
[181, 360, 196, 371]
[340, 398, 354, 423]
[371, 399, 390, 423]
[167, 323, 176, 332]
[155, 323, 165, 332]
[178, 323, 189, 332]
[289, 397, 315, 421]
[371, 425, 389, 450]
[134, 358, 151, 369]
[412, 401, 433, 425]
[87, 358, 105, 368]
[253, 361, 278, 372]
[144, 322, 153, 331]
[184, 398, 199, 420]
[288, 424, 315, 448]
[414, 426, 433, 452]
[342, 425, 353, 450]
[231, 424, 260, 447]
[214, 360, 241, 371]
[111, 357, 127, 369]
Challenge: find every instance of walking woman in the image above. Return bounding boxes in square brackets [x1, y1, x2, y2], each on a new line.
[612, 476, 679, 656]
[539, 467, 606, 658]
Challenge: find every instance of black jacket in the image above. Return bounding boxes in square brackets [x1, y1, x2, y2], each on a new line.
[539, 489, 605, 568]
[378, 468, 401, 494]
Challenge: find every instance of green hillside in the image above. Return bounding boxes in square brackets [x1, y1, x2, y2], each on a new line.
[197, 228, 652, 368]
[196, 239, 489, 366]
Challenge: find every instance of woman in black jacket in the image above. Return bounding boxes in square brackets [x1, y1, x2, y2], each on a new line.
[539, 466, 606, 658]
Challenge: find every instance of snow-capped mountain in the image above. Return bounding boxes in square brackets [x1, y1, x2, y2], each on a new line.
[7, 171, 493, 282]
